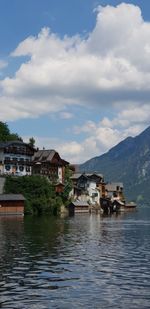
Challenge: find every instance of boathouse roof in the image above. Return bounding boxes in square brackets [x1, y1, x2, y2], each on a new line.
[0, 194, 26, 201]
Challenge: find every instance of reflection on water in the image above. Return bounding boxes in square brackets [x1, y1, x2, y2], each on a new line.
[0, 208, 150, 309]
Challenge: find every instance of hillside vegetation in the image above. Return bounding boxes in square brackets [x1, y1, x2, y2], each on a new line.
[80, 126, 150, 203]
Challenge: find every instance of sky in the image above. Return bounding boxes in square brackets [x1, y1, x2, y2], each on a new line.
[0, 0, 150, 163]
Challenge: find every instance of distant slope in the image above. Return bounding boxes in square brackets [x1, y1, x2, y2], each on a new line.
[80, 126, 150, 203]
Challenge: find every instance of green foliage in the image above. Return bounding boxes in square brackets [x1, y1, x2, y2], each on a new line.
[0, 121, 22, 141]
[29, 137, 36, 147]
[4, 175, 63, 215]
[61, 166, 73, 203]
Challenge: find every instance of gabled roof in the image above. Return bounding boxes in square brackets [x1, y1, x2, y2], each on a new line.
[33, 149, 56, 162]
[0, 194, 26, 201]
[86, 173, 103, 178]
[33, 149, 69, 165]
[71, 172, 103, 180]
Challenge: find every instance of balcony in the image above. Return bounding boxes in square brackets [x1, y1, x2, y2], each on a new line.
[4, 159, 32, 166]
[4, 148, 34, 156]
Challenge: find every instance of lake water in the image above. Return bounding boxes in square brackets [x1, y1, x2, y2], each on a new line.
[0, 207, 150, 309]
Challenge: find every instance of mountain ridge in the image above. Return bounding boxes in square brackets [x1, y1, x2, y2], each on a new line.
[80, 126, 150, 203]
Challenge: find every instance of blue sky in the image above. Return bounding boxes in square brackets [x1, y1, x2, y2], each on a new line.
[0, 0, 150, 163]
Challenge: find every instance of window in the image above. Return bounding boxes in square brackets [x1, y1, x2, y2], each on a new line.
[5, 156, 10, 160]
[12, 157, 18, 161]
[5, 165, 10, 171]
[19, 166, 24, 172]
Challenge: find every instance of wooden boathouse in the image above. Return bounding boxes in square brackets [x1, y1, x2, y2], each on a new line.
[68, 201, 89, 215]
[0, 194, 25, 215]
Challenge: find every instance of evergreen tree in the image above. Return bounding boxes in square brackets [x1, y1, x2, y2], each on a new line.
[29, 137, 36, 148]
[0, 121, 22, 141]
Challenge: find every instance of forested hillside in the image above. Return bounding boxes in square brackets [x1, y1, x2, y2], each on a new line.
[80, 126, 150, 203]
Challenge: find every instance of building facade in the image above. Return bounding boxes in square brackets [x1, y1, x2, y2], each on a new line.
[105, 182, 124, 201]
[70, 172, 105, 205]
[32, 149, 69, 183]
[0, 194, 25, 215]
[0, 141, 35, 176]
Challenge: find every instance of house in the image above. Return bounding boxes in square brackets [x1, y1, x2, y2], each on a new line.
[32, 149, 69, 183]
[70, 172, 105, 205]
[0, 194, 25, 215]
[105, 182, 124, 201]
[0, 141, 35, 176]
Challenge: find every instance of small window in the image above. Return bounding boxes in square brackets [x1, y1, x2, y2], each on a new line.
[5, 157, 10, 160]
[5, 165, 11, 171]
[12, 157, 18, 161]
[19, 166, 24, 172]
[26, 167, 30, 172]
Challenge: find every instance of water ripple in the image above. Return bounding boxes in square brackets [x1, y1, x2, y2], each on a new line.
[0, 209, 150, 308]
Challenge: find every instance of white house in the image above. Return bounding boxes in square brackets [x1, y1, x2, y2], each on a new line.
[70, 173, 104, 205]
[0, 141, 35, 176]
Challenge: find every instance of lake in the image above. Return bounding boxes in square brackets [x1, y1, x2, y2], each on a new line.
[0, 207, 150, 308]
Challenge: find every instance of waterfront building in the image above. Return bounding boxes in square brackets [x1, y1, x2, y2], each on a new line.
[0, 194, 25, 215]
[0, 141, 35, 176]
[105, 182, 124, 200]
[32, 149, 69, 183]
[70, 172, 105, 205]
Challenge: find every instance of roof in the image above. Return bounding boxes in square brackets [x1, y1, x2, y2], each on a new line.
[86, 173, 103, 178]
[106, 183, 124, 192]
[0, 141, 34, 151]
[70, 201, 89, 207]
[0, 194, 26, 201]
[33, 149, 69, 165]
[71, 173, 82, 179]
[33, 149, 56, 161]
[71, 172, 103, 180]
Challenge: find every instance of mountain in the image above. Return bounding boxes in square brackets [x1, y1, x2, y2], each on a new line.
[80, 126, 150, 203]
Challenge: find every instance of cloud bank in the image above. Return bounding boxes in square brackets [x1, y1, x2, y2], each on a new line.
[0, 3, 150, 121]
[1, 3, 150, 162]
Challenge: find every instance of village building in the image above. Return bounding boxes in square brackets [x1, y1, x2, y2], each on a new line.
[105, 182, 124, 201]
[32, 149, 69, 184]
[0, 194, 25, 215]
[70, 172, 105, 205]
[0, 141, 35, 176]
[68, 201, 89, 214]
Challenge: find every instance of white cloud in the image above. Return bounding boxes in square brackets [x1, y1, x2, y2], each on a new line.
[1, 3, 150, 121]
[59, 112, 73, 119]
[71, 102, 149, 162]
[1, 3, 150, 163]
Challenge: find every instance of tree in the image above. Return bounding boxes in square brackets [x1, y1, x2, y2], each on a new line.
[4, 175, 63, 215]
[0, 122, 10, 141]
[62, 166, 73, 202]
[0, 121, 22, 141]
[29, 137, 36, 148]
